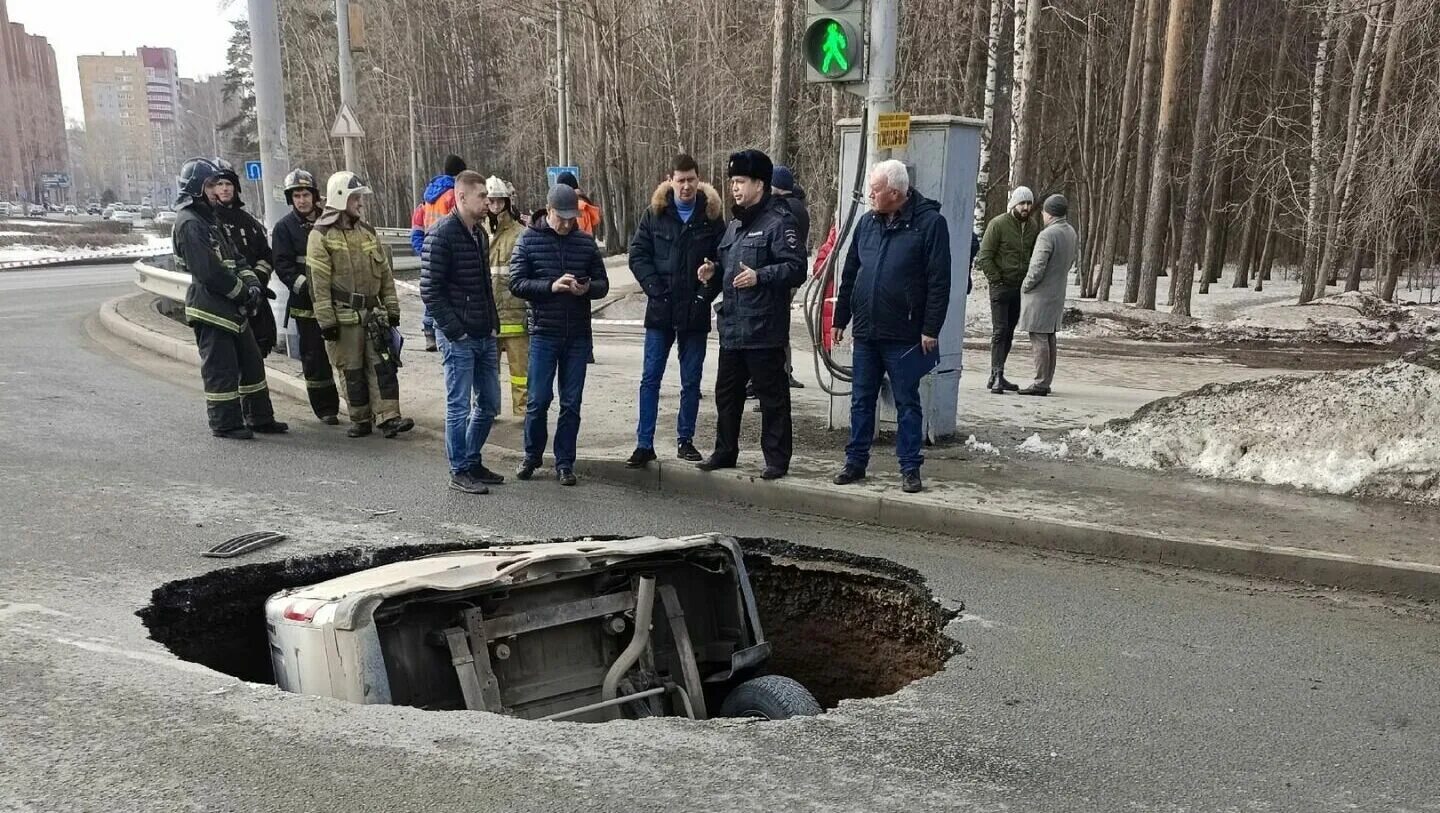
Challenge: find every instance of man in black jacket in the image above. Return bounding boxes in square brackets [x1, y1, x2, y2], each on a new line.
[830, 159, 952, 494]
[421, 171, 506, 495]
[208, 159, 279, 357]
[508, 184, 609, 486]
[271, 168, 340, 425]
[171, 157, 287, 440]
[624, 153, 725, 468]
[696, 149, 806, 480]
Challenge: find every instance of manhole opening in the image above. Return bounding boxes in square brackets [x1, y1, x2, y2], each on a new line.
[139, 537, 959, 719]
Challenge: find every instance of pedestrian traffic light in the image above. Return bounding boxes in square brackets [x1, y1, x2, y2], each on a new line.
[804, 0, 866, 84]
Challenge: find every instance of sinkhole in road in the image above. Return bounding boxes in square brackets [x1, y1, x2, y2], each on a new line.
[139, 536, 959, 718]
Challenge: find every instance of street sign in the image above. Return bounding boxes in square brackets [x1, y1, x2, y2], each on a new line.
[876, 112, 912, 150]
[245, 161, 263, 181]
[40, 172, 70, 188]
[546, 166, 581, 188]
[330, 104, 366, 139]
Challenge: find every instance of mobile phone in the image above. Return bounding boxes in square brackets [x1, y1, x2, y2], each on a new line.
[573, 276, 591, 285]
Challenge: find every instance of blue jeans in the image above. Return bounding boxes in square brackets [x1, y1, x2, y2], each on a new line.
[524, 333, 592, 469]
[437, 332, 501, 475]
[845, 339, 933, 474]
[635, 327, 707, 449]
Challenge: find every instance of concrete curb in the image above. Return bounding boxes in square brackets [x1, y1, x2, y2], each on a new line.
[98, 295, 1440, 600]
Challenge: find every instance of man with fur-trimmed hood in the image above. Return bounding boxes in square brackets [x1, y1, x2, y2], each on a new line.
[623, 154, 726, 468]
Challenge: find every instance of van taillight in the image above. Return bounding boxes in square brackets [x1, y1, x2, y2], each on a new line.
[282, 600, 320, 622]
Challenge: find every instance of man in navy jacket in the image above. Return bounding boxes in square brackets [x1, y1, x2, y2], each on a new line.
[508, 184, 610, 486]
[830, 159, 952, 494]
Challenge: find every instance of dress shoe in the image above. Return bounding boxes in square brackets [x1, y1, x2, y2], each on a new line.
[760, 466, 787, 481]
[696, 457, 735, 472]
[625, 447, 657, 469]
[832, 465, 866, 485]
[1017, 385, 1050, 396]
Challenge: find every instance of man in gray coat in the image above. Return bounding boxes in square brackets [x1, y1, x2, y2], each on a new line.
[1016, 195, 1078, 396]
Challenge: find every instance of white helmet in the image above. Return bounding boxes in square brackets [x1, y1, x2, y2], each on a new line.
[484, 175, 510, 199]
[326, 171, 372, 209]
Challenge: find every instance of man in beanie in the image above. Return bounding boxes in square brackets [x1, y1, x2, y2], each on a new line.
[410, 154, 467, 351]
[555, 171, 603, 238]
[976, 185, 1040, 394]
[1017, 194, 1078, 396]
[696, 148, 806, 480]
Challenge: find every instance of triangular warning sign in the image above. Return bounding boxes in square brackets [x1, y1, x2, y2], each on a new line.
[330, 104, 366, 139]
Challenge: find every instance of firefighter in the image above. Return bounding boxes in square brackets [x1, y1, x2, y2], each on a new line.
[484, 175, 528, 415]
[306, 171, 415, 439]
[271, 169, 341, 424]
[172, 157, 288, 439]
[208, 159, 279, 357]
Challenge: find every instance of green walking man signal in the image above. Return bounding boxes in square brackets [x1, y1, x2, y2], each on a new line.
[820, 22, 849, 73]
[803, 0, 864, 84]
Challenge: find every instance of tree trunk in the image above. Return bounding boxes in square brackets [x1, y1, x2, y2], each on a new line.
[1377, 223, 1400, 301]
[1199, 159, 1232, 293]
[1171, 0, 1228, 315]
[1343, 246, 1365, 292]
[1125, 0, 1167, 304]
[1299, 0, 1342, 303]
[1136, 0, 1191, 310]
[1232, 198, 1258, 288]
[977, 0, 1015, 225]
[1318, 1, 1382, 292]
[1010, 0, 1042, 188]
[1094, 0, 1147, 302]
[767, 0, 793, 165]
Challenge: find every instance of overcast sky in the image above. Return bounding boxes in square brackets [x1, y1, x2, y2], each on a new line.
[8, 0, 244, 124]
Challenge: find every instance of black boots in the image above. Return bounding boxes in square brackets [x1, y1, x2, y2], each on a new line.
[379, 417, 415, 438]
[988, 370, 1019, 394]
[347, 421, 372, 438]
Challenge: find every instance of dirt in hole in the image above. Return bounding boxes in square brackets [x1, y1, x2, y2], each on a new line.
[139, 536, 960, 710]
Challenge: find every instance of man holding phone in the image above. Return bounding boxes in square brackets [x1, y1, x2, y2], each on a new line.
[508, 184, 610, 486]
[830, 159, 952, 494]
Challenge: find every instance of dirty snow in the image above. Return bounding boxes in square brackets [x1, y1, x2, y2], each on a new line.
[1047, 353, 1440, 505]
[964, 435, 1000, 456]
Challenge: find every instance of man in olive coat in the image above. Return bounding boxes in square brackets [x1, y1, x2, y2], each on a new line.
[1017, 194, 1078, 396]
[975, 186, 1040, 394]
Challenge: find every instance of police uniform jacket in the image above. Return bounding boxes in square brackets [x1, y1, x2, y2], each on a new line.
[715, 194, 806, 350]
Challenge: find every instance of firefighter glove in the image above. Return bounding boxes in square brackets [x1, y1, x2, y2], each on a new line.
[388, 312, 401, 327]
[320, 324, 340, 341]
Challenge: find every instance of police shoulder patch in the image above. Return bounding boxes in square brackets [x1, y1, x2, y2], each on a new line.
[785, 228, 799, 249]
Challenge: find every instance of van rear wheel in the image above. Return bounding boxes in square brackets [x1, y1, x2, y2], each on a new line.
[719, 675, 822, 720]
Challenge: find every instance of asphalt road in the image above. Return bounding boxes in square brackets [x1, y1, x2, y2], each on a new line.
[3, 264, 1439, 812]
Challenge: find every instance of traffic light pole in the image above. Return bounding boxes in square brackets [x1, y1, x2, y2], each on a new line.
[862, 0, 898, 172]
[336, 0, 359, 172]
[248, 0, 290, 231]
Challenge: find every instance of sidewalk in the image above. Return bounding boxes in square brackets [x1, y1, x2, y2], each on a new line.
[101, 288, 1440, 599]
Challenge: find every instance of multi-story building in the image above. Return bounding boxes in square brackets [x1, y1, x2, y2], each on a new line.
[0, 0, 69, 204]
[140, 47, 179, 204]
[78, 53, 154, 203]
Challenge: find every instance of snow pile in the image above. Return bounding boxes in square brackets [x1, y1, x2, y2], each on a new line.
[1065, 351, 1440, 504]
[1017, 433, 1069, 458]
[964, 435, 1000, 456]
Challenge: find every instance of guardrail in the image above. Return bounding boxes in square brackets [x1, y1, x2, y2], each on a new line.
[137, 252, 418, 305]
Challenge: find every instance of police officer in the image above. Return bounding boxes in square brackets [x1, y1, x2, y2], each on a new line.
[484, 175, 528, 416]
[696, 149, 806, 480]
[271, 169, 341, 424]
[172, 157, 287, 439]
[306, 171, 415, 439]
[208, 159, 279, 357]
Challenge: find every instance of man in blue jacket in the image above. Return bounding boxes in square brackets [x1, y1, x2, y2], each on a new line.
[830, 159, 952, 494]
[420, 171, 505, 495]
[509, 184, 610, 486]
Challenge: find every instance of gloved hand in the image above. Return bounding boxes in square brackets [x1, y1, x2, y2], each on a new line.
[320, 324, 339, 341]
[245, 284, 265, 309]
[388, 312, 401, 327]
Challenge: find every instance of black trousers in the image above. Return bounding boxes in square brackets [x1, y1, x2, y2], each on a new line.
[194, 322, 274, 432]
[293, 315, 340, 419]
[989, 284, 1022, 372]
[713, 347, 791, 471]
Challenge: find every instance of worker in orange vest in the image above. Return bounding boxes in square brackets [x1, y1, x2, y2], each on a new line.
[409, 154, 466, 351]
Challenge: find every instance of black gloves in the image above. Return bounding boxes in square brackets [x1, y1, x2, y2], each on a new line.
[320, 325, 340, 341]
[245, 284, 265, 309]
[388, 312, 401, 327]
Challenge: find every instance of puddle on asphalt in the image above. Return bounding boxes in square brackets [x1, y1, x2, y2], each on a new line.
[138, 536, 960, 720]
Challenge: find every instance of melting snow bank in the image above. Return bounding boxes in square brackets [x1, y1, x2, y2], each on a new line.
[1020, 349, 1440, 504]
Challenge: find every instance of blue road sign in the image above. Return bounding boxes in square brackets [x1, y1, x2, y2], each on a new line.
[546, 166, 580, 188]
[245, 161, 262, 181]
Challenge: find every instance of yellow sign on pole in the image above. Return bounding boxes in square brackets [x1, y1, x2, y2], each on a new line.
[876, 112, 911, 150]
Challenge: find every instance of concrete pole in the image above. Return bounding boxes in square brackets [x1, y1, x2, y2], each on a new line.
[555, 0, 570, 166]
[336, 0, 359, 172]
[864, 0, 899, 174]
[408, 89, 419, 206]
[249, 0, 296, 352]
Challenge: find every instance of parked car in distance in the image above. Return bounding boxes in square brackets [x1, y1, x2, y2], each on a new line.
[28, 203, 45, 216]
[266, 533, 824, 722]
[63, 205, 77, 215]
[101, 206, 115, 220]
[87, 203, 101, 215]
[155, 210, 176, 225]
[138, 205, 155, 220]
[111, 209, 137, 223]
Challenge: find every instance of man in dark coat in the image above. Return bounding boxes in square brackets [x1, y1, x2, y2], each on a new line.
[624, 153, 725, 468]
[508, 184, 610, 486]
[271, 168, 340, 425]
[696, 149, 806, 480]
[830, 159, 951, 494]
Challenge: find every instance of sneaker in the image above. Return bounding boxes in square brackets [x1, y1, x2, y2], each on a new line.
[760, 466, 787, 481]
[249, 420, 289, 434]
[696, 456, 735, 472]
[212, 427, 255, 440]
[516, 458, 541, 480]
[832, 465, 866, 485]
[449, 472, 489, 494]
[319, 415, 340, 426]
[1017, 385, 1050, 397]
[625, 447, 657, 469]
[469, 465, 506, 485]
[676, 441, 702, 462]
[380, 417, 415, 438]
[346, 422, 372, 438]
[557, 467, 578, 486]
[901, 471, 923, 493]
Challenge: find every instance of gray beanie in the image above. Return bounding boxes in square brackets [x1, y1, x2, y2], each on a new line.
[1007, 186, 1035, 209]
[1043, 194, 1069, 217]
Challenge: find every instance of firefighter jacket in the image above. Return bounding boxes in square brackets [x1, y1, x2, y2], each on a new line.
[305, 209, 399, 331]
[174, 200, 259, 334]
[272, 207, 319, 319]
[485, 209, 527, 335]
[214, 202, 273, 283]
